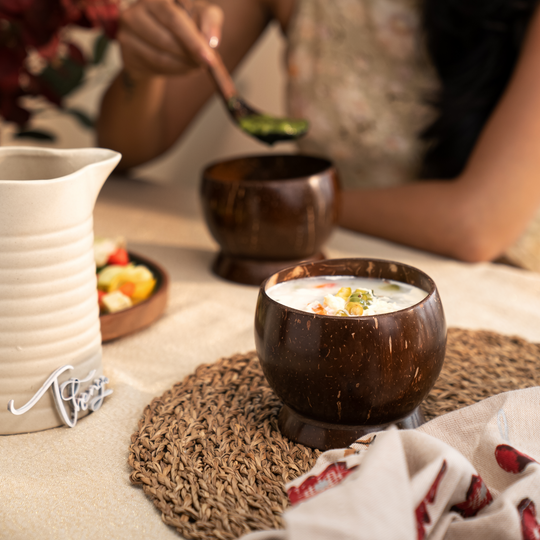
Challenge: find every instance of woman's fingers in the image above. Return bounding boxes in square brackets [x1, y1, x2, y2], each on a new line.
[196, 2, 224, 48]
[174, 0, 223, 46]
[147, 0, 216, 65]
[117, 0, 224, 77]
[120, 1, 185, 57]
[117, 26, 193, 76]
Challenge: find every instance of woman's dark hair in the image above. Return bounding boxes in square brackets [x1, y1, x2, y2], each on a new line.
[420, 0, 538, 179]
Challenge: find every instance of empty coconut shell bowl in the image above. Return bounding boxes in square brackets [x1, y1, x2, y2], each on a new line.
[200, 154, 339, 286]
[254, 258, 447, 451]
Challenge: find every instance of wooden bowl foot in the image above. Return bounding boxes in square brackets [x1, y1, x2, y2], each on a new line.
[278, 404, 425, 451]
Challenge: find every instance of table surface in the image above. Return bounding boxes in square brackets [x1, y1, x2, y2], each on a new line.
[2, 174, 540, 540]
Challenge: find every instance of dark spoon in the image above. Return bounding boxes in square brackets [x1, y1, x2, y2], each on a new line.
[208, 51, 309, 145]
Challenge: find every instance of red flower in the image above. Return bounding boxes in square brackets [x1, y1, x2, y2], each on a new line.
[60, 0, 84, 23]
[6, 0, 67, 49]
[0, 0, 118, 127]
[36, 33, 60, 60]
[0, 0, 35, 16]
[80, 1, 119, 38]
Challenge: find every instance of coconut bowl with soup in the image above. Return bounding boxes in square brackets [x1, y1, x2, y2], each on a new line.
[254, 258, 446, 451]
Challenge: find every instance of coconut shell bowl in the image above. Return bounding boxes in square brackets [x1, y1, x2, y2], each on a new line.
[200, 154, 339, 286]
[254, 258, 447, 451]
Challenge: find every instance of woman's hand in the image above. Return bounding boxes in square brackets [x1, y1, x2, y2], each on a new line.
[97, 0, 277, 168]
[117, 0, 224, 80]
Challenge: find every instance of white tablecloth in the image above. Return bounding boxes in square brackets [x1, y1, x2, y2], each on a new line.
[2, 175, 540, 540]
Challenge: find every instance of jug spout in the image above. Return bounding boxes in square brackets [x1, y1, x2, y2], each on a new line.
[77, 147, 122, 203]
[0, 146, 121, 236]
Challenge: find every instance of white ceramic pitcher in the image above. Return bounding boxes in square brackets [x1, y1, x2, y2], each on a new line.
[0, 146, 121, 434]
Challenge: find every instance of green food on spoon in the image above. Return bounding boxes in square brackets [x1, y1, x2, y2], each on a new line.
[237, 114, 309, 145]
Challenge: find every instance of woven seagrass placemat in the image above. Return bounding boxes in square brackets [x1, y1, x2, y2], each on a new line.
[128, 328, 540, 540]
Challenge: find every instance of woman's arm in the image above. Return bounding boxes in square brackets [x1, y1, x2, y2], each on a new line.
[340, 7, 540, 263]
[96, 0, 279, 170]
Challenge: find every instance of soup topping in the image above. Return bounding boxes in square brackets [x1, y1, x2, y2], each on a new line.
[267, 276, 427, 316]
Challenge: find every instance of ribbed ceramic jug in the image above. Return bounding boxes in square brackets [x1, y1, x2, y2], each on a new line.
[0, 146, 121, 434]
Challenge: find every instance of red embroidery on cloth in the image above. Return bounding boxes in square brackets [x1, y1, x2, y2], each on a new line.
[415, 460, 448, 540]
[287, 461, 358, 505]
[450, 475, 493, 518]
[518, 498, 540, 540]
[495, 444, 537, 474]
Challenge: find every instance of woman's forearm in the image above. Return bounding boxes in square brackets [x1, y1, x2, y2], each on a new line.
[96, 69, 215, 170]
[339, 182, 487, 262]
[338, 177, 526, 264]
[96, 72, 167, 169]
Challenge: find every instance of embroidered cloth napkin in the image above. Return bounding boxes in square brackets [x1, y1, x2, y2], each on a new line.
[241, 387, 540, 540]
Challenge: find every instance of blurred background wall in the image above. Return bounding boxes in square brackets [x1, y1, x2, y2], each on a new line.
[0, 23, 294, 188]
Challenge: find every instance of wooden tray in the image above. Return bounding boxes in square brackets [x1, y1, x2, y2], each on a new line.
[100, 252, 169, 343]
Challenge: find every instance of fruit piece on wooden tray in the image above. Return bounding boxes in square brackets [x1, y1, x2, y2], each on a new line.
[94, 238, 156, 314]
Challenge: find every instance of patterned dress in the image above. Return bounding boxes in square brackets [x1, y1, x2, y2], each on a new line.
[286, 0, 540, 271]
[286, 0, 438, 189]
